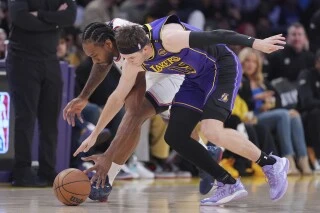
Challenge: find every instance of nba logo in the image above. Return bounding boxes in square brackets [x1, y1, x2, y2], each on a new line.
[0, 92, 9, 154]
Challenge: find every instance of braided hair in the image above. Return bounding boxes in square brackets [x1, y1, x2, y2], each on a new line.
[82, 22, 115, 45]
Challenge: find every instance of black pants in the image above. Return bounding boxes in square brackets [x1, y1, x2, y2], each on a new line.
[6, 54, 62, 178]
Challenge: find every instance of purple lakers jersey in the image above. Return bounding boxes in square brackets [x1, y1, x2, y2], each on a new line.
[142, 15, 218, 80]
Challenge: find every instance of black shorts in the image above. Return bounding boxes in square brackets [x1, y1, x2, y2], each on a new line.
[202, 45, 242, 122]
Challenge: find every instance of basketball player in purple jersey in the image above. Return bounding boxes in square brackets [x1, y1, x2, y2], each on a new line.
[68, 16, 288, 205]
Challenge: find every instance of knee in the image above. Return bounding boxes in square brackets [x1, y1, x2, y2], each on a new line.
[291, 115, 303, 127]
[200, 121, 223, 144]
[273, 109, 290, 121]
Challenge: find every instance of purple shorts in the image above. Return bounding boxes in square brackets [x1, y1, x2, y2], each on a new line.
[173, 45, 242, 122]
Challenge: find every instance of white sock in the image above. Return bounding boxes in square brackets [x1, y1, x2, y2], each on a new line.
[198, 137, 208, 149]
[108, 162, 123, 185]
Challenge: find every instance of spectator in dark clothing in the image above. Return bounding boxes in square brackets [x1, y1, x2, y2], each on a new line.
[6, 0, 76, 187]
[268, 0, 302, 34]
[309, 9, 320, 54]
[264, 22, 314, 83]
[297, 50, 320, 171]
[0, 28, 7, 59]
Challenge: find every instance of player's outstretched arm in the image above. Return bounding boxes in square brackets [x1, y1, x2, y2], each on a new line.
[161, 25, 286, 54]
[63, 63, 112, 126]
[73, 62, 143, 156]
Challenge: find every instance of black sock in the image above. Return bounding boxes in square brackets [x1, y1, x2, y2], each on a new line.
[256, 152, 276, 167]
[217, 172, 237, 185]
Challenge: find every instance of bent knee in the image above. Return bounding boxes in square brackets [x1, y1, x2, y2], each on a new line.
[272, 109, 290, 120]
[200, 120, 223, 143]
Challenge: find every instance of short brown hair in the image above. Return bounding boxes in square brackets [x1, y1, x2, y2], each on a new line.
[115, 25, 150, 53]
[287, 22, 305, 33]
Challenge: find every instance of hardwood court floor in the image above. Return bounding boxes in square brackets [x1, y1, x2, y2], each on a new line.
[0, 176, 319, 213]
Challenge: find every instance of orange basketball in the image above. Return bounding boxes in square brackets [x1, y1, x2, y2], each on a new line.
[53, 168, 91, 206]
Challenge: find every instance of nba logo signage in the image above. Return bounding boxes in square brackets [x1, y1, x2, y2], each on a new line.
[0, 92, 9, 154]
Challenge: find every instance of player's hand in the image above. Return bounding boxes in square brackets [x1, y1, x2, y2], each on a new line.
[252, 34, 286, 54]
[58, 3, 68, 11]
[63, 97, 88, 126]
[73, 133, 98, 157]
[82, 153, 113, 188]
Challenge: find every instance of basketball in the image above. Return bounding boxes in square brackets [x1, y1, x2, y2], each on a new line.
[53, 168, 91, 206]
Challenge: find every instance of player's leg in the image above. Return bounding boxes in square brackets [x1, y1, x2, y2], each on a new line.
[164, 78, 248, 205]
[107, 73, 183, 172]
[89, 72, 156, 201]
[90, 73, 184, 201]
[202, 116, 262, 162]
[103, 72, 155, 183]
[164, 105, 247, 205]
[201, 45, 289, 201]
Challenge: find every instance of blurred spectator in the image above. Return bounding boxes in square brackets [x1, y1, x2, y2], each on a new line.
[268, 0, 302, 34]
[228, 0, 260, 23]
[202, 0, 228, 29]
[229, 22, 256, 55]
[264, 22, 314, 82]
[145, 0, 205, 30]
[263, 23, 314, 112]
[237, 22, 256, 37]
[0, 28, 6, 59]
[255, 17, 273, 38]
[297, 50, 320, 171]
[0, 1, 9, 35]
[119, 0, 149, 24]
[6, 0, 76, 187]
[309, 9, 320, 53]
[202, 0, 239, 30]
[81, 0, 120, 30]
[239, 47, 312, 175]
[57, 32, 68, 60]
[57, 29, 83, 66]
